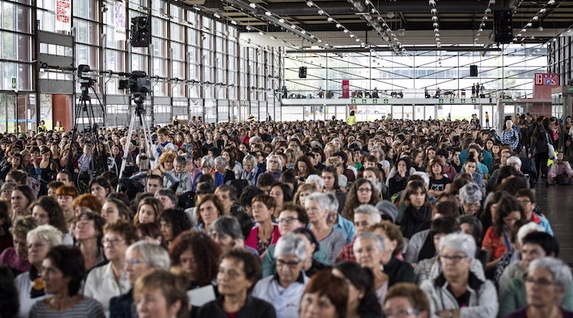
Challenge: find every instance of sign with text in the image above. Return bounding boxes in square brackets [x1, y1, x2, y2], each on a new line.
[55, 0, 72, 32]
[115, 1, 126, 41]
[534, 73, 559, 86]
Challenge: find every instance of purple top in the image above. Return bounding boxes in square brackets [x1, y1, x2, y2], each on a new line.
[505, 307, 573, 318]
[0, 247, 31, 273]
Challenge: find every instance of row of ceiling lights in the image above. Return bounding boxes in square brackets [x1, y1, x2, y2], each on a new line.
[306, 1, 368, 48]
[428, 0, 441, 48]
[513, 0, 556, 43]
[472, 0, 496, 44]
[360, 0, 407, 54]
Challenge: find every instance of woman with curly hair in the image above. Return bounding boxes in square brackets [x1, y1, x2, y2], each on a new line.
[169, 230, 222, 291]
[293, 155, 316, 182]
[341, 178, 380, 221]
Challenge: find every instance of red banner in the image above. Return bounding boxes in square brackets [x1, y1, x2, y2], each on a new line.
[342, 80, 350, 98]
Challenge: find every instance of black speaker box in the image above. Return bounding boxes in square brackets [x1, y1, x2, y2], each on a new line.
[298, 67, 307, 78]
[493, 10, 513, 44]
[470, 65, 478, 77]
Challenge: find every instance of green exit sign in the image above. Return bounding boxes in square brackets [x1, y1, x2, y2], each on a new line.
[568, 86, 573, 93]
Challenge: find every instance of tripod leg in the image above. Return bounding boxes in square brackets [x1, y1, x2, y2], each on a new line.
[139, 112, 156, 169]
[116, 111, 139, 192]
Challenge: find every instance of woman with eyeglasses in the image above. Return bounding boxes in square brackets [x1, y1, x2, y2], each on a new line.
[109, 241, 170, 318]
[252, 233, 309, 317]
[83, 221, 137, 317]
[342, 178, 380, 221]
[420, 232, 498, 318]
[505, 257, 573, 318]
[383, 283, 430, 318]
[14, 225, 62, 318]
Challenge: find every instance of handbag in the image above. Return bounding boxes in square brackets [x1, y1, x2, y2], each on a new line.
[545, 133, 557, 159]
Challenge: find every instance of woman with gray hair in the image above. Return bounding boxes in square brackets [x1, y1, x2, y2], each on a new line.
[505, 257, 573, 318]
[459, 182, 483, 216]
[252, 233, 309, 317]
[240, 154, 259, 185]
[353, 232, 390, 306]
[420, 232, 498, 318]
[211, 215, 258, 255]
[191, 156, 223, 191]
[305, 192, 347, 264]
[109, 241, 170, 318]
[14, 224, 63, 318]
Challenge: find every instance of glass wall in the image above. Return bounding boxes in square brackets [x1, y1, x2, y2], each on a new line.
[0, 0, 279, 132]
[284, 45, 548, 100]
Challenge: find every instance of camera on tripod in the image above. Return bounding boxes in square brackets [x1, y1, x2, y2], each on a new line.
[119, 71, 151, 95]
[78, 64, 96, 87]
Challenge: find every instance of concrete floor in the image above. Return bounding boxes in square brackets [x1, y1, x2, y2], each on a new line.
[536, 183, 573, 266]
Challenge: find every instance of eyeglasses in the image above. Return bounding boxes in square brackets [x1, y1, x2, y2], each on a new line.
[276, 217, 298, 224]
[439, 254, 467, 263]
[524, 276, 556, 287]
[276, 259, 301, 268]
[383, 308, 421, 318]
[357, 187, 372, 193]
[102, 238, 125, 245]
[127, 258, 145, 265]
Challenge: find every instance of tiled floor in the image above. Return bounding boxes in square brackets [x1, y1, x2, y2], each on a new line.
[536, 183, 573, 266]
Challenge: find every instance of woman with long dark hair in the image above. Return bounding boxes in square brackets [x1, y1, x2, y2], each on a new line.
[333, 261, 383, 318]
[529, 119, 552, 182]
[397, 181, 432, 239]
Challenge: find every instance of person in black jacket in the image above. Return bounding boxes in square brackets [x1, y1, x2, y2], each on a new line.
[196, 249, 276, 318]
[370, 222, 416, 287]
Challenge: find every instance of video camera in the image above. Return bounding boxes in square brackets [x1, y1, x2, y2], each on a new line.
[119, 71, 151, 95]
[78, 64, 96, 87]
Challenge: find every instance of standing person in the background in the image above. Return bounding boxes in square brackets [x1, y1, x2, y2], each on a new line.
[502, 119, 520, 153]
[346, 110, 357, 126]
[54, 121, 64, 132]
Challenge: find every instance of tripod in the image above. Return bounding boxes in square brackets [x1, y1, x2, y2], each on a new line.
[66, 80, 107, 191]
[116, 93, 155, 191]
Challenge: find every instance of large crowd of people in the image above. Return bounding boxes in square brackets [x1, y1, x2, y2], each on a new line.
[0, 113, 571, 318]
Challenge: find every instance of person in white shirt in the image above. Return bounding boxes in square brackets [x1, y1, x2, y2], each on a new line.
[83, 221, 137, 317]
[252, 233, 309, 317]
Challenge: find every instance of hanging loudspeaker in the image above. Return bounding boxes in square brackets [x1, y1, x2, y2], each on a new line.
[470, 65, 478, 77]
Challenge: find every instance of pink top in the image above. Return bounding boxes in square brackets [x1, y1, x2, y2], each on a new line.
[0, 247, 31, 273]
[245, 224, 281, 256]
